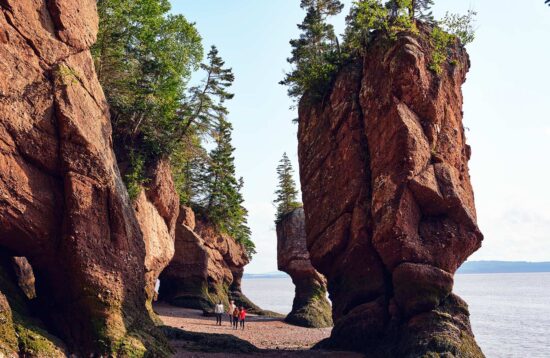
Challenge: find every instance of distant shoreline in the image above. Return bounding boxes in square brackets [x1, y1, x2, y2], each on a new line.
[245, 261, 550, 278]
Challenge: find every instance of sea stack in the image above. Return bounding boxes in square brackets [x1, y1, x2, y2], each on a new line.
[277, 207, 332, 328]
[0, 0, 170, 355]
[298, 25, 484, 356]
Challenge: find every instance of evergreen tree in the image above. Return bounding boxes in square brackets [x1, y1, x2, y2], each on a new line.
[280, 0, 344, 100]
[343, 0, 388, 54]
[273, 153, 302, 221]
[171, 134, 209, 205]
[178, 46, 235, 139]
[202, 119, 255, 257]
[409, 0, 434, 22]
[93, 0, 203, 158]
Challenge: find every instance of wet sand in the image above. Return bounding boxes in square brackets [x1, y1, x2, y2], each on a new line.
[155, 303, 364, 357]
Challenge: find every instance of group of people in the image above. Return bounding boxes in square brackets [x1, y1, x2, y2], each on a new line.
[214, 300, 247, 330]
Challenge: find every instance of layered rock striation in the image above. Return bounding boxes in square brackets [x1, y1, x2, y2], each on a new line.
[277, 208, 332, 328]
[159, 207, 261, 314]
[298, 27, 484, 356]
[0, 1, 171, 355]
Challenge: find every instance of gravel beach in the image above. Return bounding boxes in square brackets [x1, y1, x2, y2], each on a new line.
[155, 303, 364, 357]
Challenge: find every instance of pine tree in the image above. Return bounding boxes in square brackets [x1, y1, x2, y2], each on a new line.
[410, 0, 434, 22]
[171, 46, 235, 206]
[202, 119, 255, 257]
[273, 153, 302, 221]
[280, 0, 344, 100]
[178, 45, 235, 138]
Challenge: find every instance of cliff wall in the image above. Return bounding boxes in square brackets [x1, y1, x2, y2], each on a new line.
[159, 207, 262, 314]
[298, 27, 484, 356]
[0, 1, 171, 355]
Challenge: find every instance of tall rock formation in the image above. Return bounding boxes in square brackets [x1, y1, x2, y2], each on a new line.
[277, 208, 332, 328]
[0, 1, 170, 355]
[159, 207, 262, 313]
[298, 27, 484, 356]
[133, 159, 179, 316]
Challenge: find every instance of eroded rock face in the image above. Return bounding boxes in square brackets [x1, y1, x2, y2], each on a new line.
[298, 27, 483, 356]
[134, 159, 179, 314]
[159, 207, 254, 313]
[277, 208, 332, 328]
[0, 1, 170, 355]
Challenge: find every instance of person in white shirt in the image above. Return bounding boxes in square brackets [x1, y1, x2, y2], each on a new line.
[227, 300, 236, 326]
[214, 301, 224, 326]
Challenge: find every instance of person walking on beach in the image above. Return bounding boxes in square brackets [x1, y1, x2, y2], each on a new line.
[232, 307, 240, 329]
[228, 300, 236, 326]
[214, 301, 224, 326]
[239, 306, 247, 330]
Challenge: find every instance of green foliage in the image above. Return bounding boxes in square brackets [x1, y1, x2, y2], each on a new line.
[95, 2, 255, 256]
[125, 151, 148, 200]
[273, 153, 302, 222]
[93, 0, 203, 160]
[283, 0, 478, 100]
[200, 120, 256, 258]
[280, 0, 344, 101]
[343, 0, 388, 54]
[439, 10, 477, 45]
[409, 0, 434, 22]
[171, 135, 208, 205]
[429, 27, 454, 74]
[179, 46, 236, 139]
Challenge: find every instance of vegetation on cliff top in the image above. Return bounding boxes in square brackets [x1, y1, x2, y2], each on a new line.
[93, 0, 254, 256]
[273, 153, 302, 222]
[282, 0, 476, 101]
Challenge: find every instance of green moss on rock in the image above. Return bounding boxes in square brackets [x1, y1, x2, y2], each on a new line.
[286, 285, 333, 328]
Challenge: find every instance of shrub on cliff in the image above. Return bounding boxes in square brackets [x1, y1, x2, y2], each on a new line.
[282, 0, 477, 101]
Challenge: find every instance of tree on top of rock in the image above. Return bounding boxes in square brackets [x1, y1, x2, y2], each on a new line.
[280, 0, 344, 100]
[274, 153, 302, 222]
[410, 0, 435, 21]
[202, 119, 256, 257]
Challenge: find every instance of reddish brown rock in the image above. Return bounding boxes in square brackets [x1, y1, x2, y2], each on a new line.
[134, 159, 179, 315]
[0, 0, 170, 355]
[277, 208, 332, 328]
[159, 207, 261, 313]
[11, 257, 36, 299]
[298, 26, 483, 356]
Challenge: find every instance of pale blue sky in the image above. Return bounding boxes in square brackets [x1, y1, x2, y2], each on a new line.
[170, 0, 550, 273]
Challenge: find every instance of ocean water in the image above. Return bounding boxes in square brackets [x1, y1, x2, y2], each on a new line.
[242, 272, 550, 357]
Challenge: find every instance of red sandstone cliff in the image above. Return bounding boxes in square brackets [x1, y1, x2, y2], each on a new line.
[133, 159, 179, 316]
[159, 206, 262, 314]
[298, 26, 484, 356]
[0, 1, 171, 355]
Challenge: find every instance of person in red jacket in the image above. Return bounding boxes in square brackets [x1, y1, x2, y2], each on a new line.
[238, 306, 247, 330]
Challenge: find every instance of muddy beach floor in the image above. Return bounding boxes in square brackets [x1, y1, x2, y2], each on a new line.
[155, 303, 364, 357]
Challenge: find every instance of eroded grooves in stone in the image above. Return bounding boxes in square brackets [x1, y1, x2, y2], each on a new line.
[298, 25, 484, 357]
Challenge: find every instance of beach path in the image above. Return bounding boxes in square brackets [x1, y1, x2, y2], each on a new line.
[155, 303, 364, 357]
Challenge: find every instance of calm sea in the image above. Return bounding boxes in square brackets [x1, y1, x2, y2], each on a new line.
[242, 272, 550, 358]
